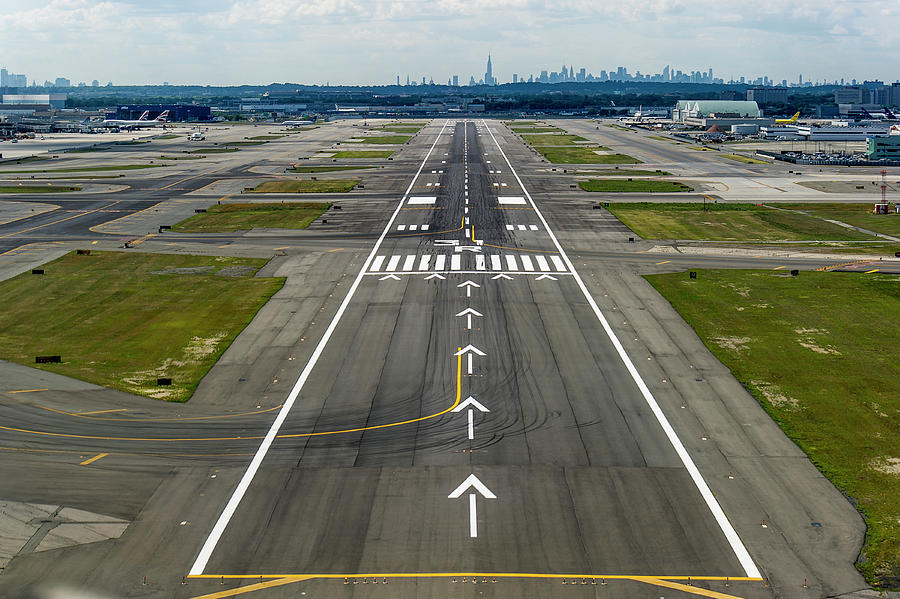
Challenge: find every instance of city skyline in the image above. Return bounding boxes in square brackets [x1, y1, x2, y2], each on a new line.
[1, 0, 900, 86]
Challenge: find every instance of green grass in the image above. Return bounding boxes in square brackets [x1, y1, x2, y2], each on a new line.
[0, 251, 284, 402]
[349, 135, 411, 144]
[778, 204, 900, 238]
[159, 155, 205, 160]
[606, 124, 634, 131]
[0, 164, 164, 174]
[511, 127, 565, 133]
[330, 150, 395, 159]
[646, 269, 900, 586]
[578, 179, 693, 193]
[578, 169, 672, 176]
[721, 153, 771, 164]
[606, 203, 873, 241]
[504, 121, 542, 126]
[66, 147, 108, 153]
[115, 140, 151, 145]
[155, 134, 180, 140]
[521, 134, 589, 146]
[376, 126, 423, 133]
[0, 185, 81, 193]
[224, 141, 267, 146]
[174, 202, 330, 233]
[188, 147, 240, 154]
[249, 179, 358, 193]
[647, 135, 675, 142]
[0, 156, 51, 165]
[248, 135, 286, 140]
[289, 165, 380, 173]
[535, 146, 641, 164]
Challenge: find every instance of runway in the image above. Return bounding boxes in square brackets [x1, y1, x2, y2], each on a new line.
[0, 119, 873, 599]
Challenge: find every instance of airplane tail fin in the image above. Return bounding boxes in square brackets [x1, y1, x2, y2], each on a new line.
[156, 110, 170, 122]
[138, 110, 150, 121]
[791, 111, 800, 122]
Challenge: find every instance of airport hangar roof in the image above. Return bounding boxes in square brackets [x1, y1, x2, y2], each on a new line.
[675, 100, 760, 117]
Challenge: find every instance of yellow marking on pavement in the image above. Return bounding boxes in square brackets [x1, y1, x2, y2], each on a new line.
[77, 408, 128, 415]
[39, 404, 282, 422]
[79, 453, 108, 465]
[188, 576, 310, 599]
[91, 240, 99, 245]
[217, 244, 230, 248]
[188, 573, 761, 599]
[6, 389, 49, 394]
[655, 260, 671, 265]
[773, 265, 786, 270]
[0, 200, 121, 240]
[865, 269, 880, 274]
[129, 233, 157, 246]
[5, 356, 462, 442]
[273, 246, 290, 250]
[327, 248, 344, 252]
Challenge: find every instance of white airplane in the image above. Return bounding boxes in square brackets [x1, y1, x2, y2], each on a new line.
[281, 118, 315, 126]
[102, 110, 170, 130]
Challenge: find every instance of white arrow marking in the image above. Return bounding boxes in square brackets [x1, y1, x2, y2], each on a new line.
[455, 308, 483, 330]
[455, 245, 482, 254]
[454, 344, 486, 357]
[424, 273, 446, 280]
[379, 274, 401, 281]
[452, 396, 490, 413]
[448, 473, 496, 499]
[457, 280, 480, 297]
[435, 239, 459, 246]
[492, 274, 513, 280]
[535, 274, 557, 281]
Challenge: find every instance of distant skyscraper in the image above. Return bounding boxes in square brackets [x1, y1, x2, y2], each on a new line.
[453, 75, 459, 86]
[485, 54, 494, 86]
[512, 74, 518, 84]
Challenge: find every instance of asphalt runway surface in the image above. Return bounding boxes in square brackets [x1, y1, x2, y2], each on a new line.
[0, 119, 885, 599]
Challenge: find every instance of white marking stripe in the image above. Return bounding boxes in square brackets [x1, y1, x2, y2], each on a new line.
[535, 255, 550, 271]
[386, 255, 401, 271]
[482, 119, 761, 578]
[370, 256, 385, 272]
[498, 197, 526, 205]
[521, 255, 534, 271]
[518, 224, 526, 231]
[435, 255, 446, 271]
[451, 255, 461, 270]
[188, 119, 452, 577]
[505, 224, 513, 231]
[491, 255, 502, 270]
[397, 225, 406, 231]
[422, 224, 429, 231]
[505, 255, 518, 270]
[419, 255, 431, 270]
[551, 256, 566, 271]
[402, 255, 415, 271]
[408, 196, 437, 205]
[475, 255, 486, 270]
[529, 225, 538, 231]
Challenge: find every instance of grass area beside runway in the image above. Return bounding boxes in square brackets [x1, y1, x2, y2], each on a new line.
[721, 153, 771, 164]
[0, 251, 284, 402]
[249, 179, 358, 193]
[520, 133, 589, 145]
[248, 135, 287, 140]
[173, 202, 330, 232]
[510, 127, 565, 133]
[577, 169, 672, 176]
[777, 203, 900, 237]
[188, 147, 240, 154]
[606, 203, 873, 241]
[0, 164, 164, 174]
[0, 185, 81, 193]
[289, 165, 380, 173]
[376, 126, 423, 133]
[159, 155, 205, 160]
[224, 141, 268, 146]
[155, 134, 180, 140]
[578, 179, 693, 193]
[330, 150, 395, 158]
[646, 269, 900, 586]
[348, 135, 411, 144]
[535, 146, 641, 164]
[606, 123, 634, 131]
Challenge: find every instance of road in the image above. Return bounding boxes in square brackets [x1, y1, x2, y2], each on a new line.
[0, 119, 878, 599]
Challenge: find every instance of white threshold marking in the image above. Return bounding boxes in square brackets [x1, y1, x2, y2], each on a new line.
[481, 118, 761, 579]
[498, 197, 526, 205]
[188, 119, 452, 577]
[408, 196, 437, 205]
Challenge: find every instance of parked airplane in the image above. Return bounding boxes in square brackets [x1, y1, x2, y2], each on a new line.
[281, 118, 315, 126]
[774, 111, 800, 125]
[188, 129, 205, 141]
[102, 110, 170, 130]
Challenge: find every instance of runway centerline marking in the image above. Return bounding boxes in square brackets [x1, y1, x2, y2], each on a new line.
[187, 120, 453, 577]
[481, 118, 761, 579]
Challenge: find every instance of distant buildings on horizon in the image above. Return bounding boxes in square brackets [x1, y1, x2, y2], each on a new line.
[1, 67, 109, 89]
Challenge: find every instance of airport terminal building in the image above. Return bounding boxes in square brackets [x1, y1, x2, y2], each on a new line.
[114, 104, 211, 122]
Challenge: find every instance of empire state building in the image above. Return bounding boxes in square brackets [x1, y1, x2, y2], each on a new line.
[485, 54, 495, 86]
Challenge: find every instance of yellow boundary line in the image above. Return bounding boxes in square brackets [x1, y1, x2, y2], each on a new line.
[187, 573, 763, 599]
[0, 200, 121, 240]
[0, 355, 462, 443]
[35, 403, 284, 422]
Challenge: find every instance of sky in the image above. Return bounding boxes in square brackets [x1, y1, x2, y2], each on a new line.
[1, 0, 899, 87]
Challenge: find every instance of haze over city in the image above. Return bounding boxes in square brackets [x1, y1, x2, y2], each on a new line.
[2, 0, 900, 85]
